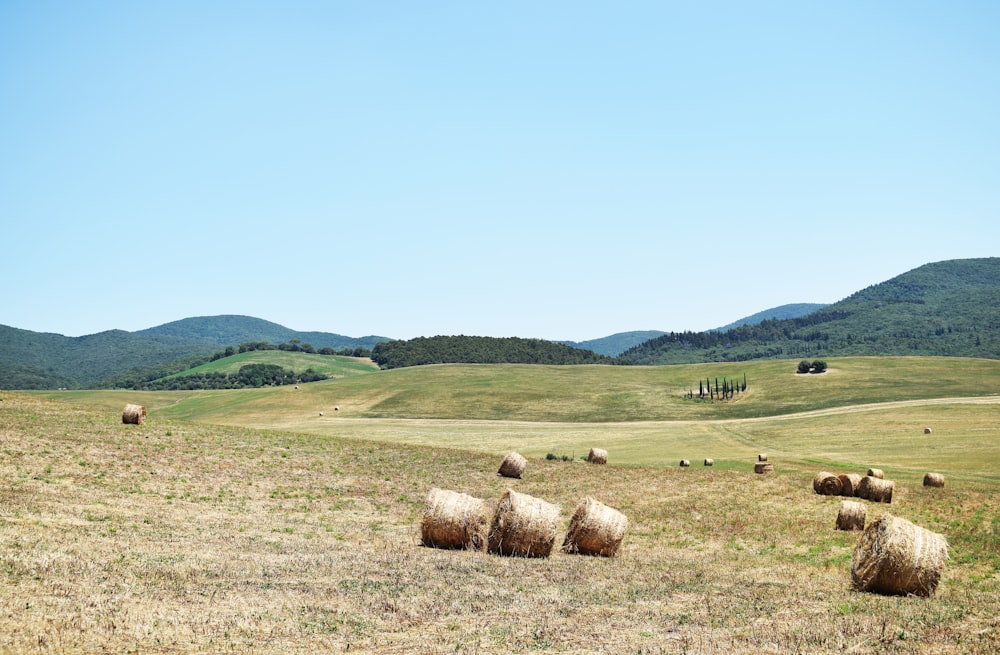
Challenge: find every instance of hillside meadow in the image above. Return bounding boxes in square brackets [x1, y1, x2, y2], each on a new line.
[3, 356, 999, 653]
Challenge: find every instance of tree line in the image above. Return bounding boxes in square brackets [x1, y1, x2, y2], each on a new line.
[371, 335, 617, 369]
[138, 363, 328, 391]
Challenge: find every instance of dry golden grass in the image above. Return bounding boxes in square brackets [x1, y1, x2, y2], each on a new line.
[2, 393, 999, 654]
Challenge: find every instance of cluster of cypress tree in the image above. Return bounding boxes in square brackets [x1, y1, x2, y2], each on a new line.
[688, 374, 747, 400]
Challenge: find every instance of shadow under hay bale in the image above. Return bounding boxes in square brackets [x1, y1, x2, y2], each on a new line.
[488, 489, 560, 558]
[923, 472, 945, 488]
[562, 497, 628, 558]
[813, 471, 843, 496]
[851, 514, 948, 597]
[857, 476, 894, 503]
[587, 448, 608, 465]
[754, 462, 773, 474]
[498, 451, 527, 479]
[704, 458, 714, 466]
[867, 468, 885, 479]
[838, 473, 863, 497]
[836, 500, 867, 531]
[122, 404, 146, 425]
[420, 487, 491, 551]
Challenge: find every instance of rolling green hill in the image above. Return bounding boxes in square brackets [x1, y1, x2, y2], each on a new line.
[0, 316, 390, 390]
[621, 257, 1000, 364]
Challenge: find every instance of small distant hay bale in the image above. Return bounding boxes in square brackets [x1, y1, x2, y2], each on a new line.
[923, 472, 945, 488]
[923, 427, 932, 434]
[679, 459, 691, 467]
[857, 476, 894, 503]
[838, 473, 863, 497]
[867, 468, 885, 479]
[813, 471, 843, 496]
[498, 451, 527, 479]
[420, 487, 491, 551]
[704, 458, 714, 466]
[851, 514, 948, 597]
[758, 453, 768, 462]
[562, 497, 628, 558]
[836, 500, 867, 531]
[122, 404, 146, 425]
[488, 489, 560, 558]
[334, 406, 340, 411]
[587, 448, 608, 465]
[754, 462, 773, 474]
[319, 411, 324, 416]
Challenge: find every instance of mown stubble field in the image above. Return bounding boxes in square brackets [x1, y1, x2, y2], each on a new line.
[2, 388, 998, 654]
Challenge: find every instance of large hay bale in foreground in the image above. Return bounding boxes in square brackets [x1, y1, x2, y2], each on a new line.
[923, 472, 945, 488]
[562, 497, 628, 557]
[420, 488, 491, 551]
[587, 448, 608, 465]
[122, 404, 147, 425]
[857, 476, 894, 503]
[813, 471, 843, 496]
[498, 451, 527, 479]
[488, 489, 560, 558]
[836, 500, 867, 531]
[838, 473, 863, 497]
[754, 462, 773, 474]
[867, 468, 885, 479]
[851, 514, 948, 596]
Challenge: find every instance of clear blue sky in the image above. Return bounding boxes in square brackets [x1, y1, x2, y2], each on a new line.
[2, 1, 998, 341]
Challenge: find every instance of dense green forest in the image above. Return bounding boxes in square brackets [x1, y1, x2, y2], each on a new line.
[371, 335, 616, 368]
[621, 258, 1000, 364]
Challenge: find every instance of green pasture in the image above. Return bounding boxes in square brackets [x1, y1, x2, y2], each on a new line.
[160, 350, 378, 379]
[34, 356, 1000, 482]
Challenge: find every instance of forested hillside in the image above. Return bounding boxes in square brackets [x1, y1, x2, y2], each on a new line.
[0, 326, 219, 389]
[371, 335, 616, 368]
[0, 316, 388, 389]
[138, 315, 388, 351]
[620, 258, 1000, 364]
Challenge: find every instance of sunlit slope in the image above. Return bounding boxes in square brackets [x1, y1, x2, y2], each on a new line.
[161, 351, 378, 379]
[36, 357, 1000, 479]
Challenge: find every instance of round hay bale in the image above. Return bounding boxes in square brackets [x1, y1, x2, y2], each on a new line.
[851, 514, 948, 597]
[838, 473, 863, 497]
[319, 411, 324, 416]
[420, 487, 491, 551]
[754, 463, 773, 474]
[122, 404, 147, 425]
[679, 459, 691, 468]
[813, 471, 843, 496]
[587, 448, 608, 465]
[561, 497, 628, 558]
[758, 453, 768, 462]
[836, 500, 867, 531]
[498, 451, 527, 479]
[923, 472, 945, 488]
[488, 489, 560, 558]
[857, 476, 894, 503]
[703, 458, 714, 467]
[923, 427, 932, 434]
[867, 468, 885, 479]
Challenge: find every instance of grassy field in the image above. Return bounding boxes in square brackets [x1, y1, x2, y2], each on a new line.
[5, 356, 1000, 653]
[160, 351, 378, 380]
